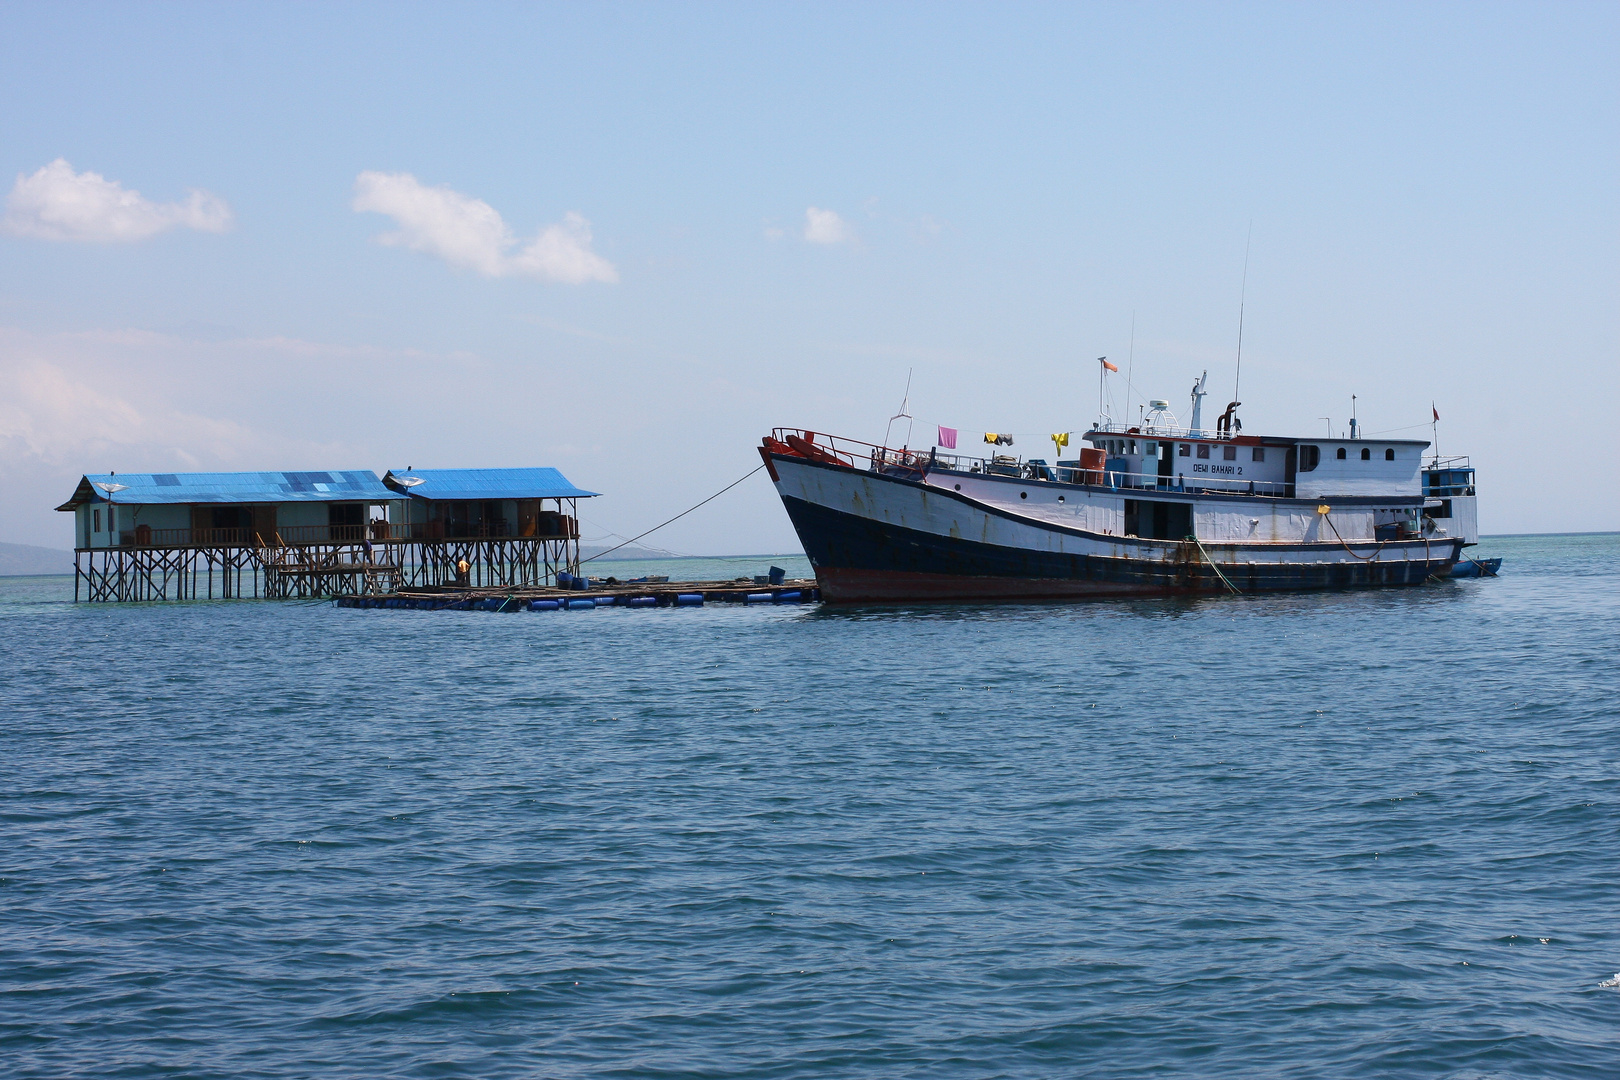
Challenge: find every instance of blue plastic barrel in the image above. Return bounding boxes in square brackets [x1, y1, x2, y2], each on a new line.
[557, 572, 573, 586]
[530, 599, 560, 611]
[746, 592, 774, 603]
[566, 598, 596, 610]
[594, 595, 616, 606]
[676, 593, 704, 606]
[626, 596, 656, 608]
[775, 591, 802, 602]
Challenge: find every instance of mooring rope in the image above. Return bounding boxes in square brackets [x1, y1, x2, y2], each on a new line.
[580, 464, 767, 565]
[1320, 509, 1448, 583]
[1189, 535, 1242, 595]
[1321, 513, 1392, 562]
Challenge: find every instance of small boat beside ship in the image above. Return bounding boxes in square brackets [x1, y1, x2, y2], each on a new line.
[761, 388, 1490, 603]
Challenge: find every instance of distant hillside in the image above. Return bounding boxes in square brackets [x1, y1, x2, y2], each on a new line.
[0, 542, 74, 577]
[578, 543, 695, 562]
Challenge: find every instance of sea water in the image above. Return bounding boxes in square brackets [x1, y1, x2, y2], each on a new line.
[2, 534, 1616, 1078]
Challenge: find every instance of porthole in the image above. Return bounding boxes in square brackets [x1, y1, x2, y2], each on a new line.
[1058, 495, 1066, 502]
[1020, 491, 1028, 499]
[954, 484, 961, 490]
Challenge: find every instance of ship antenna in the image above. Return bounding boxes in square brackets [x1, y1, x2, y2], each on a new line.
[1125, 312, 1137, 417]
[884, 367, 914, 450]
[1234, 222, 1251, 403]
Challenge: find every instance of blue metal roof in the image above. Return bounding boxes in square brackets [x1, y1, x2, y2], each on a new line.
[56, 471, 392, 509]
[382, 468, 599, 501]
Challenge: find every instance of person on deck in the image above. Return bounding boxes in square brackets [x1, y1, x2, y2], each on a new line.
[456, 557, 471, 587]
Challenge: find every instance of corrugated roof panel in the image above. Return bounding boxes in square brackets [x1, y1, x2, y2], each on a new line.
[382, 468, 599, 500]
[57, 471, 394, 507]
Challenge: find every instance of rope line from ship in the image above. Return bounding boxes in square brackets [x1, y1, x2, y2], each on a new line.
[1316, 508, 1451, 584]
[1187, 534, 1242, 595]
[580, 465, 767, 565]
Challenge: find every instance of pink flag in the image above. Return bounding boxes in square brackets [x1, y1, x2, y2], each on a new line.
[937, 426, 958, 449]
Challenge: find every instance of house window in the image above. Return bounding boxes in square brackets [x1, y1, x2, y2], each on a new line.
[109, 507, 116, 530]
[1197, 444, 1210, 459]
[1361, 447, 1371, 460]
[1336, 447, 1347, 459]
[1385, 448, 1395, 461]
[1223, 445, 1237, 461]
[1179, 444, 1190, 457]
[1252, 447, 1265, 462]
[93, 508, 101, 533]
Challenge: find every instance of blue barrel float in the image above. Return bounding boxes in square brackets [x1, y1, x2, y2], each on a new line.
[676, 593, 704, 606]
[566, 598, 596, 610]
[530, 599, 560, 611]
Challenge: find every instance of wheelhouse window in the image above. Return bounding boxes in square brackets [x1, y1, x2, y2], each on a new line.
[1298, 445, 1320, 472]
[1385, 448, 1395, 460]
[1361, 447, 1371, 460]
[1336, 447, 1347, 459]
[1197, 444, 1210, 459]
[1179, 444, 1190, 456]
[1252, 447, 1265, 462]
[1223, 445, 1237, 461]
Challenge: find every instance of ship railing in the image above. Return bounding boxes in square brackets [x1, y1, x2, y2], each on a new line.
[770, 429, 1292, 495]
[1041, 467, 1291, 497]
[1422, 456, 1476, 498]
[770, 428, 1077, 478]
[1087, 421, 1234, 439]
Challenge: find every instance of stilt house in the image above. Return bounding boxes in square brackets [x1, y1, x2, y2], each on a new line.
[57, 470, 397, 601]
[381, 468, 598, 588]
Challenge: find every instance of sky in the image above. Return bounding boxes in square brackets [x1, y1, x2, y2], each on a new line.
[2, 1, 1615, 553]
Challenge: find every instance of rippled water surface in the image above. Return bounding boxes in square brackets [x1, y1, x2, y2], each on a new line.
[4, 535, 1617, 1078]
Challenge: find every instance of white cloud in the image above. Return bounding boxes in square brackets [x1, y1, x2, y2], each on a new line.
[352, 171, 617, 283]
[2, 159, 233, 243]
[803, 206, 854, 245]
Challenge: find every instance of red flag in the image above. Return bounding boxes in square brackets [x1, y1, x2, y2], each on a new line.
[1100, 356, 1119, 373]
[1432, 404, 1440, 422]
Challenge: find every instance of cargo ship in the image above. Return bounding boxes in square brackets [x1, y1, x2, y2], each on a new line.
[759, 392, 1478, 603]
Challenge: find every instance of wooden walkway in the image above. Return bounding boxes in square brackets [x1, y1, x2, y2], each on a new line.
[335, 578, 821, 610]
